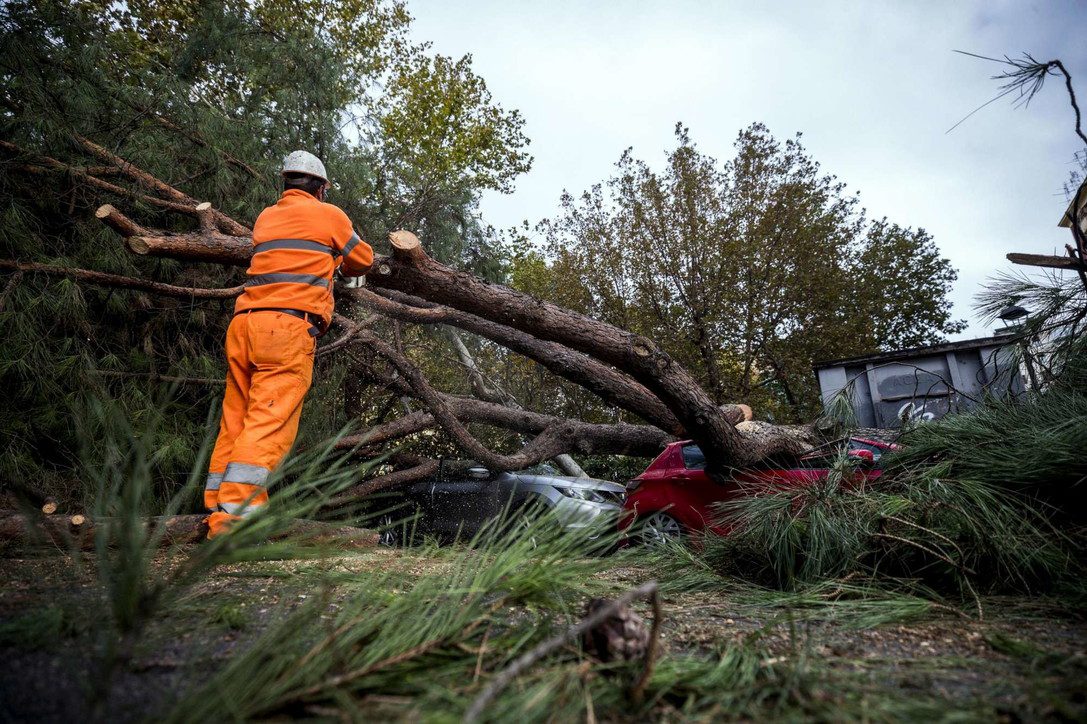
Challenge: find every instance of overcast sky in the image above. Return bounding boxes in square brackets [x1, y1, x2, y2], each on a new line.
[405, 0, 1086, 339]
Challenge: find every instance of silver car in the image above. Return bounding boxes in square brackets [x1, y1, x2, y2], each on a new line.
[377, 463, 625, 545]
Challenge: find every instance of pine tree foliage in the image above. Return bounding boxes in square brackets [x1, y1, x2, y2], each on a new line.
[0, 0, 531, 506]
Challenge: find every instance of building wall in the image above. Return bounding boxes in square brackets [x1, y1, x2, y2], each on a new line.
[815, 341, 1023, 428]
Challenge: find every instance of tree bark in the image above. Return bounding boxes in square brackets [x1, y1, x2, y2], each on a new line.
[348, 287, 683, 434]
[331, 458, 442, 502]
[367, 232, 806, 468]
[95, 205, 254, 265]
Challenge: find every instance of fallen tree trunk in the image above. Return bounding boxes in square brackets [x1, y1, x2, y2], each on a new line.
[331, 455, 442, 502]
[0, 513, 379, 551]
[369, 232, 805, 468]
[87, 175, 815, 475]
[349, 287, 684, 434]
[96, 205, 253, 264]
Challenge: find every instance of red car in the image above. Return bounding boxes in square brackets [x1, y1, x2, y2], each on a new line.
[618, 436, 895, 543]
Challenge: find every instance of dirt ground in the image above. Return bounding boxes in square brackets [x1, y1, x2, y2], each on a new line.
[1, 547, 1085, 722]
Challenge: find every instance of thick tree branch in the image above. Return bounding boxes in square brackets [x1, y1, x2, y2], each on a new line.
[335, 410, 435, 451]
[343, 461, 441, 500]
[447, 327, 587, 477]
[96, 204, 253, 264]
[1053, 60, 1087, 147]
[346, 286, 684, 433]
[357, 328, 589, 471]
[368, 232, 807, 467]
[75, 135, 251, 236]
[318, 313, 380, 358]
[335, 392, 673, 460]
[90, 370, 225, 386]
[2, 140, 220, 217]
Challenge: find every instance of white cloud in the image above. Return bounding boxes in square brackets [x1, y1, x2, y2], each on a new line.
[406, 0, 1087, 337]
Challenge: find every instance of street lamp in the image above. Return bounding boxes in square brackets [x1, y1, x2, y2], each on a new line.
[997, 304, 1038, 389]
[998, 304, 1029, 325]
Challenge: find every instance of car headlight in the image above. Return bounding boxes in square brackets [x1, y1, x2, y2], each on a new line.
[556, 486, 606, 503]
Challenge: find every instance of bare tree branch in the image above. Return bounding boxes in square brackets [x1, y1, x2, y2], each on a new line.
[0, 259, 243, 300]
[74, 135, 251, 235]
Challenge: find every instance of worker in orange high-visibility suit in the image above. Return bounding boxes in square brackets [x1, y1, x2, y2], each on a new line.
[204, 150, 373, 539]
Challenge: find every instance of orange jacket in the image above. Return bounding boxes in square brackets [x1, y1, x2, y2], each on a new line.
[234, 190, 374, 326]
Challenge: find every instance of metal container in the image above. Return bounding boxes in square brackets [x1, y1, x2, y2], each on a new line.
[814, 336, 1024, 428]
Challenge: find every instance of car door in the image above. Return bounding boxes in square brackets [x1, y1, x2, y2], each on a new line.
[430, 475, 490, 540]
[663, 445, 745, 534]
[384, 480, 437, 542]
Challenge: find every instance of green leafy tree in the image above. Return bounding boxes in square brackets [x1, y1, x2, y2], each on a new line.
[524, 123, 964, 421]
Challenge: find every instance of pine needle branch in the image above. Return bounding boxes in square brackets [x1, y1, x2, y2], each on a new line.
[952, 51, 1086, 146]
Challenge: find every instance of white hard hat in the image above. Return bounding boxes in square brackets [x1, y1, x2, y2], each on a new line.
[282, 150, 328, 183]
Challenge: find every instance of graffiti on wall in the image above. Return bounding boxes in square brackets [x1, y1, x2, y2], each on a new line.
[897, 401, 936, 424]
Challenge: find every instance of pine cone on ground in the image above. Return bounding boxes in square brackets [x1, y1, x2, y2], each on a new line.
[581, 597, 650, 663]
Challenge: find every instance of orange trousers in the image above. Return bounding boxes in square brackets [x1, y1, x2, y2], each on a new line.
[205, 311, 315, 538]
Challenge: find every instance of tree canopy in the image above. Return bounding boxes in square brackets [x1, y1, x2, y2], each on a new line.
[516, 124, 964, 421]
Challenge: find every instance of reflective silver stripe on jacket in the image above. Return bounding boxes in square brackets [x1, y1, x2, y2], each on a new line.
[253, 238, 337, 256]
[218, 500, 264, 517]
[223, 462, 270, 485]
[245, 273, 330, 289]
[205, 472, 223, 491]
[341, 232, 362, 258]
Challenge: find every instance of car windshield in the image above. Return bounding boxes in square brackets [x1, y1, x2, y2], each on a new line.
[523, 463, 561, 476]
[681, 445, 706, 470]
[848, 439, 885, 462]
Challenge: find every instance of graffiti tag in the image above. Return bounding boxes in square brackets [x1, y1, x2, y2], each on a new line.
[897, 402, 935, 424]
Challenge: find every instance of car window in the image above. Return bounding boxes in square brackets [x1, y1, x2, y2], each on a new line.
[681, 445, 706, 470]
[847, 439, 884, 462]
[523, 463, 560, 476]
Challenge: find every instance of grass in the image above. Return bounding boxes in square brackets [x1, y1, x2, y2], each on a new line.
[34, 394, 385, 718]
[3, 527, 1085, 721]
[209, 602, 248, 631]
[3, 350, 1086, 722]
[169, 513, 616, 722]
[0, 606, 70, 650]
